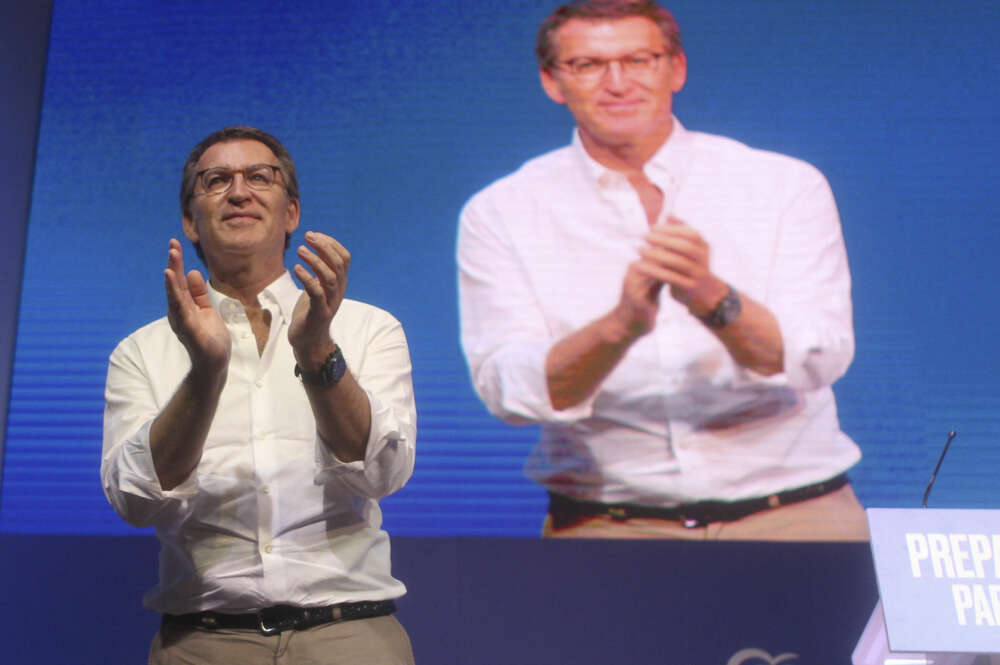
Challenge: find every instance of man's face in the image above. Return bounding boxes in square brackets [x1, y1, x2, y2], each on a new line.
[182, 139, 300, 270]
[540, 16, 686, 154]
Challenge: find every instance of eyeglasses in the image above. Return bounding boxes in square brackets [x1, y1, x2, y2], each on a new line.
[555, 50, 668, 85]
[194, 164, 284, 196]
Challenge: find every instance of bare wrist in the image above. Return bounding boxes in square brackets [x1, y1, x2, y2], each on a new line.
[187, 360, 228, 393]
[601, 309, 646, 346]
[685, 279, 729, 319]
[292, 337, 337, 370]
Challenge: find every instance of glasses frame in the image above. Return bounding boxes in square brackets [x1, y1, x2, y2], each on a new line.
[554, 50, 669, 85]
[193, 163, 285, 197]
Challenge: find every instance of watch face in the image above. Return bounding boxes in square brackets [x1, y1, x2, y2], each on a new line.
[326, 347, 347, 384]
[297, 347, 347, 387]
[719, 290, 742, 325]
[707, 286, 741, 328]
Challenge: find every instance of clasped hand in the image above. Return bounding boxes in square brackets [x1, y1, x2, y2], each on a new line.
[615, 216, 727, 336]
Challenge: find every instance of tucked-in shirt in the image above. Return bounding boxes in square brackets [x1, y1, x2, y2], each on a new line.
[102, 271, 416, 615]
[458, 118, 860, 506]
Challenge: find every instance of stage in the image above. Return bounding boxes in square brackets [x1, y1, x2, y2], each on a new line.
[0, 533, 877, 664]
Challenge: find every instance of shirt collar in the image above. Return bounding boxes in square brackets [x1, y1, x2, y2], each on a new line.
[206, 270, 300, 325]
[571, 115, 694, 190]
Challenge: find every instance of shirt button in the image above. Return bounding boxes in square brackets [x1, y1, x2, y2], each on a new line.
[241, 331, 250, 340]
[255, 380, 263, 388]
[261, 486, 270, 494]
[264, 544, 273, 554]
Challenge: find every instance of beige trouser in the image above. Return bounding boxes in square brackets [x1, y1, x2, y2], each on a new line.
[148, 614, 415, 665]
[542, 484, 870, 541]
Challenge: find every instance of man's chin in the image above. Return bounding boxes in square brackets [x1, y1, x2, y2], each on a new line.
[221, 216, 262, 230]
[203, 236, 271, 260]
[586, 116, 671, 149]
[589, 126, 649, 148]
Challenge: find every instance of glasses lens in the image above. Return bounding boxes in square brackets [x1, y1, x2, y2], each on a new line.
[244, 165, 278, 190]
[623, 51, 659, 73]
[571, 59, 602, 77]
[200, 168, 233, 194]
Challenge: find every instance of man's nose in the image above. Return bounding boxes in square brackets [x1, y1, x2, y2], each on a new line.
[227, 173, 252, 200]
[602, 60, 631, 91]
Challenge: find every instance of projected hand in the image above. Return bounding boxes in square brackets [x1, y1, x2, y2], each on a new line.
[637, 216, 726, 318]
[612, 259, 665, 339]
[164, 238, 231, 373]
[289, 231, 349, 359]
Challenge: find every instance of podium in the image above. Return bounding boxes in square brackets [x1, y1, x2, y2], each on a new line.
[853, 508, 1000, 665]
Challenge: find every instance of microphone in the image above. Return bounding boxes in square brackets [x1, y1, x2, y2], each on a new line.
[921, 430, 957, 508]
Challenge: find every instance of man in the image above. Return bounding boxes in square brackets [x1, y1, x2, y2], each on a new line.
[102, 126, 417, 664]
[458, 0, 867, 541]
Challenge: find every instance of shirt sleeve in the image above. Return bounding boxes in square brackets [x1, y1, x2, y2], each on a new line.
[764, 165, 855, 391]
[457, 192, 597, 425]
[101, 335, 196, 529]
[315, 311, 417, 499]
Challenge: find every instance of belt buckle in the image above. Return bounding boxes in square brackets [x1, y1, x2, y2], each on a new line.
[681, 514, 707, 529]
[607, 506, 629, 522]
[257, 606, 296, 636]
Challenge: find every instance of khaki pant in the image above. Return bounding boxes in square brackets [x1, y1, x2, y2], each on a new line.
[542, 484, 870, 541]
[149, 614, 415, 665]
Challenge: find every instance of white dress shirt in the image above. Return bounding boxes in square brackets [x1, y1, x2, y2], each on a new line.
[458, 118, 860, 506]
[102, 271, 416, 614]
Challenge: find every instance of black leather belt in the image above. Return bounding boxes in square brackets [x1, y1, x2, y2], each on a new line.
[163, 599, 397, 636]
[548, 474, 849, 529]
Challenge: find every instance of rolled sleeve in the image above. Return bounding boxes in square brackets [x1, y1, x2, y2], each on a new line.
[767, 167, 855, 391]
[101, 335, 194, 528]
[315, 308, 417, 498]
[458, 196, 595, 425]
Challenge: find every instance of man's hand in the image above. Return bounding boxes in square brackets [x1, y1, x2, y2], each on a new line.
[636, 216, 728, 318]
[609, 217, 728, 341]
[288, 232, 371, 461]
[609, 261, 665, 342]
[164, 238, 230, 374]
[290, 231, 350, 362]
[153, 239, 229, 490]
[637, 216, 784, 374]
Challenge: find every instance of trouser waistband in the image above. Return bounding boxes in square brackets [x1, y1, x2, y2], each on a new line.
[548, 474, 850, 529]
[162, 599, 397, 636]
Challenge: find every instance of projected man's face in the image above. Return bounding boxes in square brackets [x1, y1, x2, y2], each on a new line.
[540, 16, 686, 158]
[182, 139, 300, 272]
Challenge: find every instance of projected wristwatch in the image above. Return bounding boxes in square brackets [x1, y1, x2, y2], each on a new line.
[699, 284, 742, 329]
[294, 346, 347, 387]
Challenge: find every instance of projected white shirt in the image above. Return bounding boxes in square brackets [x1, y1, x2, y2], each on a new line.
[458, 118, 860, 506]
[102, 271, 416, 614]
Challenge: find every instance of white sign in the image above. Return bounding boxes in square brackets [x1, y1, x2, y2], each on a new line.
[868, 508, 1000, 654]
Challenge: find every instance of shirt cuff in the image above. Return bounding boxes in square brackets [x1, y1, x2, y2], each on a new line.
[474, 339, 598, 424]
[313, 389, 406, 472]
[776, 320, 852, 391]
[113, 421, 199, 500]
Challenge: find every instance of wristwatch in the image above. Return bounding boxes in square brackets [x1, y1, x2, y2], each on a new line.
[699, 284, 742, 329]
[294, 346, 347, 387]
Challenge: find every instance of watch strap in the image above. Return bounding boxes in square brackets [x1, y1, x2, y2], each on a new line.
[294, 346, 347, 387]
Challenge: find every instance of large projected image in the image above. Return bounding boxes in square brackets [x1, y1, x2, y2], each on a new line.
[2, 0, 999, 539]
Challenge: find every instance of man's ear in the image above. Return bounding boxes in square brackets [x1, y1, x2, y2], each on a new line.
[669, 52, 687, 93]
[284, 198, 301, 235]
[181, 214, 199, 243]
[540, 68, 567, 105]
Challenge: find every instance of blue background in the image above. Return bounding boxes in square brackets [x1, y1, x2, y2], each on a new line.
[3, 0, 1000, 538]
